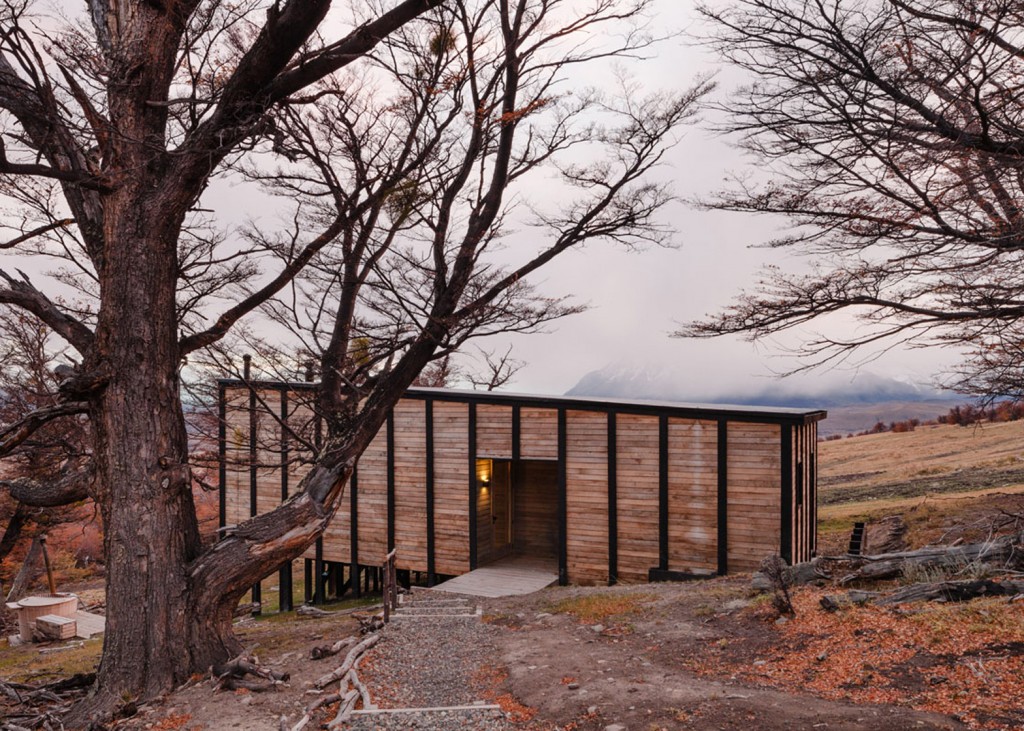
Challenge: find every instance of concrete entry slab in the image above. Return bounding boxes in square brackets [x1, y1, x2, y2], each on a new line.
[432, 555, 558, 598]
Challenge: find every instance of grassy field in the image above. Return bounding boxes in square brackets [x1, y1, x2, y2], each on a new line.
[818, 420, 1024, 554]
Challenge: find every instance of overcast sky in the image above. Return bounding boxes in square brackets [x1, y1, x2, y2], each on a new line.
[5, 0, 963, 399]
[471, 0, 961, 397]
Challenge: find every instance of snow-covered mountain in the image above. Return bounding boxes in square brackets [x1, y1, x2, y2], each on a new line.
[567, 362, 955, 409]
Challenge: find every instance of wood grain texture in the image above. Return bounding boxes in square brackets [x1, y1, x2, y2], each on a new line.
[565, 410, 609, 584]
[727, 421, 781, 572]
[667, 418, 718, 573]
[615, 414, 660, 582]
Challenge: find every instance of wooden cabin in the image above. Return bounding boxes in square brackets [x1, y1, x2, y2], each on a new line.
[218, 381, 825, 602]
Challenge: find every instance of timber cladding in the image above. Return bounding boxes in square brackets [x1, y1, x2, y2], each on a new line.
[218, 382, 825, 586]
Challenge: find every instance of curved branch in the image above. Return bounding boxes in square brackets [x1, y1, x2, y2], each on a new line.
[0, 269, 95, 352]
[179, 216, 347, 355]
[0, 401, 89, 459]
[2, 463, 94, 507]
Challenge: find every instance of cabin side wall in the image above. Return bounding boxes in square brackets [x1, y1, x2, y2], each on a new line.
[221, 384, 817, 588]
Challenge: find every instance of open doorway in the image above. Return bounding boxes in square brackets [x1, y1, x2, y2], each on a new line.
[476, 458, 557, 565]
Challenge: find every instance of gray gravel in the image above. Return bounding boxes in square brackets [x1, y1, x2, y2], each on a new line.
[346, 591, 517, 731]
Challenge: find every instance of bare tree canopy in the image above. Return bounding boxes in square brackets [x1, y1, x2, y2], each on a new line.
[0, 0, 705, 720]
[682, 0, 1024, 397]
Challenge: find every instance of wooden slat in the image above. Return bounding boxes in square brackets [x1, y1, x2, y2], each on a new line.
[566, 410, 608, 585]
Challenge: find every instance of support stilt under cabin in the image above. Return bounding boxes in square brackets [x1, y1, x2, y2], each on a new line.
[218, 383, 825, 606]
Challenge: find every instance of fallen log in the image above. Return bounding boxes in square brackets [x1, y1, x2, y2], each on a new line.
[754, 532, 1023, 590]
[310, 636, 357, 661]
[819, 590, 881, 612]
[838, 536, 1020, 584]
[313, 634, 380, 690]
[327, 688, 359, 729]
[877, 579, 1024, 606]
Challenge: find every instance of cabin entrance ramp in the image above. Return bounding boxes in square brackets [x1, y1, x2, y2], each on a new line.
[431, 555, 557, 598]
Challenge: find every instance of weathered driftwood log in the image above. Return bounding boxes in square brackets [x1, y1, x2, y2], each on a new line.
[877, 579, 1024, 606]
[213, 655, 289, 692]
[347, 666, 374, 711]
[327, 688, 360, 729]
[754, 533, 1023, 590]
[837, 535, 1021, 584]
[354, 612, 385, 635]
[296, 605, 335, 618]
[819, 590, 881, 612]
[313, 634, 380, 690]
[310, 636, 357, 661]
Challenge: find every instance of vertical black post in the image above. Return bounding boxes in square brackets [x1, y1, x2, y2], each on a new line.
[780, 425, 793, 565]
[278, 388, 293, 612]
[557, 408, 568, 586]
[244, 355, 261, 613]
[717, 420, 729, 575]
[314, 539, 325, 605]
[810, 424, 818, 557]
[658, 415, 669, 572]
[350, 465, 360, 598]
[313, 393, 324, 604]
[511, 405, 521, 461]
[386, 412, 396, 552]
[468, 403, 478, 570]
[607, 411, 618, 586]
[425, 400, 436, 586]
[217, 383, 226, 532]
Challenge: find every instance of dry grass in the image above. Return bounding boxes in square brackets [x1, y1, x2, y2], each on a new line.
[548, 592, 655, 624]
[820, 420, 1024, 494]
[0, 636, 102, 683]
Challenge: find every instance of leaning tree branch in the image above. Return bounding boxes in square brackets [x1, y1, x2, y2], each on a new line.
[2, 462, 94, 507]
[179, 215, 348, 355]
[0, 269, 95, 352]
[0, 218, 75, 249]
[172, 0, 443, 196]
[0, 401, 89, 459]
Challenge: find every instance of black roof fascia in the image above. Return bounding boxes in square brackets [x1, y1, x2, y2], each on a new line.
[216, 379, 827, 426]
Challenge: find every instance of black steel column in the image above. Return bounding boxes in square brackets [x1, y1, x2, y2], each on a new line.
[278, 388, 293, 612]
[217, 383, 226, 531]
[315, 539, 325, 604]
[313, 403, 324, 604]
[386, 412, 395, 552]
[425, 400, 436, 586]
[658, 415, 669, 571]
[350, 465, 360, 598]
[780, 426, 793, 565]
[717, 419, 729, 575]
[468, 403, 478, 570]
[245, 356, 261, 612]
[557, 408, 568, 586]
[512, 405, 521, 461]
[607, 411, 617, 586]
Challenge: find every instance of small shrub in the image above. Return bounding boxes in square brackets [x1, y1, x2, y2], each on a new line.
[759, 554, 795, 617]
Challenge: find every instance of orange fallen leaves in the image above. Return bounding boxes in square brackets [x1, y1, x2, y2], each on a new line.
[151, 714, 193, 730]
[688, 588, 1024, 730]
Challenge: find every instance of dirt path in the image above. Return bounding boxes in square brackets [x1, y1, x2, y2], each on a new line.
[483, 581, 967, 731]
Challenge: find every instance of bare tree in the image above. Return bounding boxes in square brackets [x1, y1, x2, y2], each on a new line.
[681, 0, 1024, 395]
[0, 0, 704, 719]
[0, 308, 92, 568]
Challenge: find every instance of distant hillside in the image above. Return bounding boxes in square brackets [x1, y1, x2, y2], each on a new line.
[819, 419, 1024, 498]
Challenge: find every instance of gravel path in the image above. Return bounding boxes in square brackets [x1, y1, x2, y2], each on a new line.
[346, 591, 517, 731]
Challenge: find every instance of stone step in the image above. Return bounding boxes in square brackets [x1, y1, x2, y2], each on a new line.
[395, 606, 478, 616]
